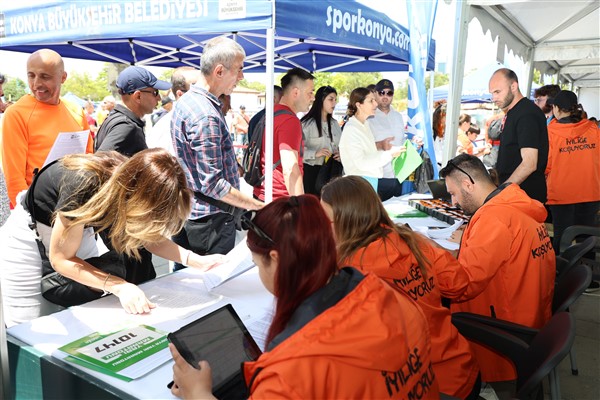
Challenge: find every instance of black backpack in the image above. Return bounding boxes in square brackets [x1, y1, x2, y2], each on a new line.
[414, 150, 434, 194]
[242, 109, 294, 187]
[488, 117, 503, 140]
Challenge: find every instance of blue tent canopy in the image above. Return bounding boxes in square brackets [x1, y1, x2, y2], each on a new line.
[0, 0, 435, 73]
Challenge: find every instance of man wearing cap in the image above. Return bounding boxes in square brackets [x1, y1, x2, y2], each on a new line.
[489, 68, 548, 203]
[368, 79, 410, 183]
[95, 65, 170, 156]
[1, 49, 92, 207]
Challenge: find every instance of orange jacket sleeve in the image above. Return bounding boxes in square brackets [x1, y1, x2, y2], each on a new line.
[435, 217, 512, 302]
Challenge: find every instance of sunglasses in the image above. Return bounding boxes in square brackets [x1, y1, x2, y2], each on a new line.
[447, 160, 475, 185]
[241, 210, 274, 245]
[378, 90, 394, 97]
[138, 89, 160, 97]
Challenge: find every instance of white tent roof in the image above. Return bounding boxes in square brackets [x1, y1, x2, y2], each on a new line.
[469, 0, 600, 89]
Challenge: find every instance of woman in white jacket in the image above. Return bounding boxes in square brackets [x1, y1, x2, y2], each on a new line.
[339, 87, 404, 201]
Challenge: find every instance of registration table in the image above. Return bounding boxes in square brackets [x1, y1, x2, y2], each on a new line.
[7, 261, 274, 400]
[6, 194, 463, 399]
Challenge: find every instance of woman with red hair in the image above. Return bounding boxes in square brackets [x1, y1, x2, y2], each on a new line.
[169, 195, 439, 399]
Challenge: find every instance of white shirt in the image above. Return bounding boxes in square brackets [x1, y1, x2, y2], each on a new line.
[367, 108, 405, 178]
[146, 109, 176, 156]
[339, 116, 393, 178]
[302, 118, 342, 166]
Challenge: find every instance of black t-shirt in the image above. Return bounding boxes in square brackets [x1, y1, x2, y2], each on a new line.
[496, 97, 549, 203]
[28, 161, 100, 227]
[95, 104, 147, 156]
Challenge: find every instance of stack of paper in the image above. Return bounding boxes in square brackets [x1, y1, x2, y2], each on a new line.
[56, 325, 171, 381]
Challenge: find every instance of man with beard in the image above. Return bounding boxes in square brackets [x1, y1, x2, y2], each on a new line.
[489, 68, 548, 203]
[438, 154, 555, 395]
[533, 84, 561, 125]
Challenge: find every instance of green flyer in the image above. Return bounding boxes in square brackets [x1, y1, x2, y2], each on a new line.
[58, 325, 170, 380]
[392, 139, 423, 183]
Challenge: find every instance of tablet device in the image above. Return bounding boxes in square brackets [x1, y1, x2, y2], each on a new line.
[427, 179, 451, 202]
[168, 304, 262, 398]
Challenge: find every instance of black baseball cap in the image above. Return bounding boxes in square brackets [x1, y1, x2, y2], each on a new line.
[547, 90, 577, 110]
[375, 79, 394, 92]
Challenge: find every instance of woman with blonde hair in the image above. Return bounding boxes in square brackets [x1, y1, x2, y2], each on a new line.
[0, 148, 222, 327]
[321, 175, 481, 399]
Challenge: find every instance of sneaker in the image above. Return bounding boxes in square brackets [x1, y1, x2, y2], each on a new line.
[585, 280, 600, 293]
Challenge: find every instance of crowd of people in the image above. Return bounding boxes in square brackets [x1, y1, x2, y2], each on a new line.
[0, 42, 598, 400]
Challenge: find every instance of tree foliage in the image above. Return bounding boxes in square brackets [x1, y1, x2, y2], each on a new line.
[239, 79, 265, 92]
[2, 76, 28, 102]
[61, 70, 111, 101]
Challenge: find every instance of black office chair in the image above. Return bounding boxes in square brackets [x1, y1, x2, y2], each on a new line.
[452, 312, 575, 400]
[556, 236, 598, 280]
[452, 263, 591, 398]
[559, 225, 600, 255]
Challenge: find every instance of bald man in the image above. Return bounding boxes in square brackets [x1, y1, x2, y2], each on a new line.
[488, 68, 548, 203]
[1, 49, 93, 207]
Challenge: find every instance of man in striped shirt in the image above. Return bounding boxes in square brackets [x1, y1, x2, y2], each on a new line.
[171, 37, 262, 268]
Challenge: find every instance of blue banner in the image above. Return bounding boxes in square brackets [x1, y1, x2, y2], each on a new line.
[406, 0, 438, 177]
[0, 0, 273, 46]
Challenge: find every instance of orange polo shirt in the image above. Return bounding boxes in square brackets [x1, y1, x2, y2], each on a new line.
[1, 95, 92, 206]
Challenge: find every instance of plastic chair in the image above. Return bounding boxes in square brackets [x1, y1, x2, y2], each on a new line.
[556, 236, 598, 280]
[452, 312, 575, 400]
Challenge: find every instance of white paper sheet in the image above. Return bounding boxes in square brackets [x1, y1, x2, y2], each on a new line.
[43, 130, 90, 166]
[202, 238, 255, 289]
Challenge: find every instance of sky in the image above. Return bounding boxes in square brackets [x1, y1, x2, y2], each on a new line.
[0, 1, 503, 86]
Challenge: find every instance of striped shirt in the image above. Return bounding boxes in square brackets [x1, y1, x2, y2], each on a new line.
[171, 85, 239, 220]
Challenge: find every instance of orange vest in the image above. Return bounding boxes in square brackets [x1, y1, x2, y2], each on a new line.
[439, 184, 555, 382]
[243, 272, 439, 399]
[545, 118, 600, 205]
[345, 234, 480, 398]
[1, 95, 92, 206]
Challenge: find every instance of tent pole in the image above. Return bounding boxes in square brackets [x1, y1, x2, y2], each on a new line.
[264, 3, 276, 204]
[443, 0, 470, 168]
[524, 47, 535, 99]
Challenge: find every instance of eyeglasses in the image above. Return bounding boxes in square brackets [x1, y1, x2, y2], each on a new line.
[138, 89, 160, 97]
[447, 160, 475, 185]
[378, 90, 394, 97]
[241, 210, 274, 245]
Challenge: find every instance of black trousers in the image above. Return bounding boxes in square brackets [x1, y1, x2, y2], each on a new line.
[303, 163, 321, 196]
[377, 178, 403, 202]
[549, 201, 600, 254]
[172, 212, 236, 270]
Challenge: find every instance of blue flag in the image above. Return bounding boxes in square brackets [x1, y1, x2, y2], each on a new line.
[406, 0, 438, 178]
